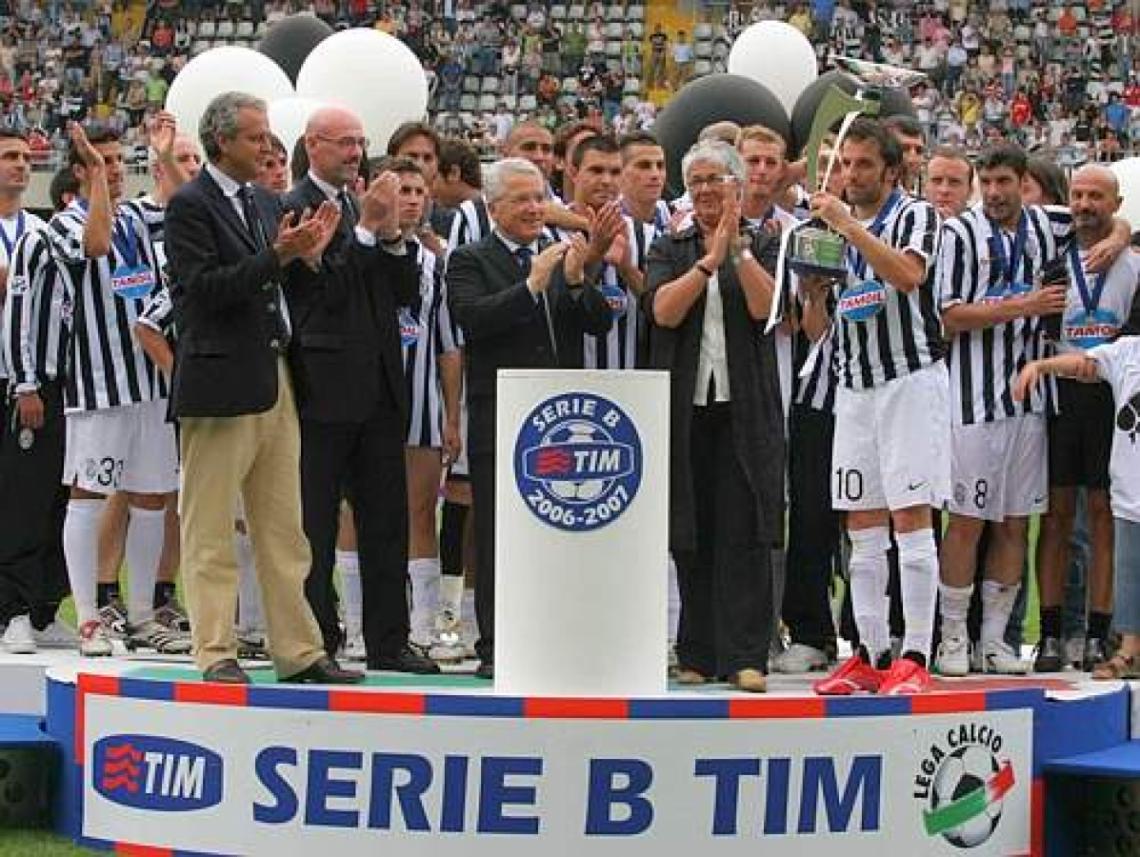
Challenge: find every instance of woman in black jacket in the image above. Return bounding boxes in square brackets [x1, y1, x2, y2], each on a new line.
[644, 140, 786, 693]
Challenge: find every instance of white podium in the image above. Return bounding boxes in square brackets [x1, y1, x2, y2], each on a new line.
[494, 369, 670, 697]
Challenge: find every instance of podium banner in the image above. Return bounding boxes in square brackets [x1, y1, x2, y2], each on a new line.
[495, 370, 670, 697]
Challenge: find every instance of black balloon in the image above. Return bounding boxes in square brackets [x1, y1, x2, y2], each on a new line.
[790, 70, 917, 157]
[654, 74, 790, 198]
[257, 14, 334, 84]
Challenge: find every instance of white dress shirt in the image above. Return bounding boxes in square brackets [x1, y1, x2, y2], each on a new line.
[693, 270, 730, 406]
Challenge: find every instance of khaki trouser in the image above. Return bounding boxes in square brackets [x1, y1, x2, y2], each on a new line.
[179, 360, 325, 676]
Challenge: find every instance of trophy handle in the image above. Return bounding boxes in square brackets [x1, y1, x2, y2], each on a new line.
[804, 84, 881, 192]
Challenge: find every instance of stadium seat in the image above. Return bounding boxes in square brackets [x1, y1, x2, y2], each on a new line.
[464, 75, 482, 93]
[191, 40, 210, 55]
[694, 60, 713, 77]
[482, 75, 500, 92]
[198, 20, 216, 38]
[253, 22, 268, 39]
[694, 40, 712, 59]
[693, 23, 713, 40]
[479, 93, 497, 111]
[629, 22, 643, 38]
[216, 20, 235, 39]
[622, 94, 640, 108]
[627, 5, 645, 22]
[568, 5, 586, 21]
[500, 94, 518, 110]
[605, 22, 623, 38]
[562, 77, 579, 94]
[606, 5, 625, 21]
[235, 21, 254, 40]
[623, 76, 640, 93]
[551, 5, 567, 20]
[460, 94, 478, 111]
[511, 5, 527, 20]
[519, 94, 538, 111]
[605, 40, 622, 57]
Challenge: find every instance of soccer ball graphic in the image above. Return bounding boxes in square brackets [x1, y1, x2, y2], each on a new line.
[542, 420, 608, 504]
[930, 744, 1004, 848]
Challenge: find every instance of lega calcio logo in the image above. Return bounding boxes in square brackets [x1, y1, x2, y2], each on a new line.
[914, 722, 1015, 849]
[514, 392, 642, 532]
[93, 734, 223, 812]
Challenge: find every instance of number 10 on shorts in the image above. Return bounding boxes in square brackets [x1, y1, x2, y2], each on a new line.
[834, 467, 864, 503]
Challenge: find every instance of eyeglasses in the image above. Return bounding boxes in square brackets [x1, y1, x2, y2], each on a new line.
[688, 174, 736, 190]
[315, 134, 370, 150]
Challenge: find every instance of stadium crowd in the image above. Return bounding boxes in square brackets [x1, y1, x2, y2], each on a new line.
[0, 1, 1138, 164]
[0, 0, 1138, 696]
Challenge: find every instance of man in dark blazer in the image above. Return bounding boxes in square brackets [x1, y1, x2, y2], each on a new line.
[283, 105, 436, 673]
[447, 157, 613, 679]
[164, 91, 360, 685]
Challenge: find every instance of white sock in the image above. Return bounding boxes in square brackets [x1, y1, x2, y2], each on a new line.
[848, 527, 891, 662]
[898, 528, 939, 660]
[939, 583, 974, 641]
[980, 579, 1020, 646]
[438, 573, 464, 619]
[64, 499, 104, 626]
[125, 507, 165, 624]
[235, 528, 264, 633]
[667, 554, 680, 643]
[408, 557, 440, 646]
[336, 549, 362, 638]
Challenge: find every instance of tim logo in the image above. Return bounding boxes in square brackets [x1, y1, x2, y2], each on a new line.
[93, 735, 223, 812]
[514, 392, 642, 532]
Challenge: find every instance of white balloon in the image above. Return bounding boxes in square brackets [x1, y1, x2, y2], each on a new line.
[1110, 158, 1140, 229]
[267, 96, 324, 160]
[165, 46, 294, 142]
[727, 21, 819, 116]
[296, 29, 428, 156]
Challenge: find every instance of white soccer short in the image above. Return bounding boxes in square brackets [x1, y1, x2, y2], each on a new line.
[832, 361, 951, 512]
[63, 398, 179, 494]
[948, 413, 1047, 522]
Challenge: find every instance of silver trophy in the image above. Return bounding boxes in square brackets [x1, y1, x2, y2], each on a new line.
[789, 56, 926, 279]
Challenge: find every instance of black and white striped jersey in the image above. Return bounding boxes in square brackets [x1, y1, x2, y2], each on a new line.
[137, 282, 174, 336]
[830, 191, 943, 390]
[402, 239, 461, 448]
[583, 211, 669, 371]
[3, 227, 74, 394]
[447, 196, 494, 251]
[0, 208, 48, 382]
[47, 197, 168, 411]
[780, 213, 839, 414]
[937, 203, 1073, 425]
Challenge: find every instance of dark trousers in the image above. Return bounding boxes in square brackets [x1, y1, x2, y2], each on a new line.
[0, 381, 70, 626]
[784, 404, 840, 650]
[470, 449, 495, 663]
[673, 403, 773, 676]
[300, 407, 409, 663]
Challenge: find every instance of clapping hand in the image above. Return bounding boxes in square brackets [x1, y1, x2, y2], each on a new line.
[528, 241, 571, 294]
[585, 200, 625, 266]
[359, 170, 401, 240]
[275, 201, 341, 266]
[563, 233, 591, 284]
[147, 110, 177, 160]
[68, 121, 104, 171]
[704, 190, 741, 269]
